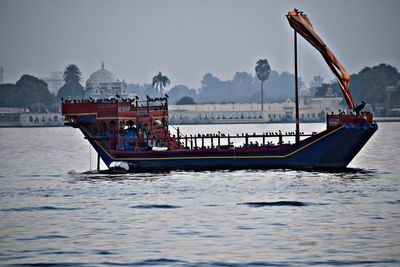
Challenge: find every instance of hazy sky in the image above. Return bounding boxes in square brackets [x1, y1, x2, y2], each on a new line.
[1, 0, 399, 89]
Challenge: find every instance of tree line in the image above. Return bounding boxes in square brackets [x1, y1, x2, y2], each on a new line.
[0, 75, 58, 112]
[313, 64, 400, 108]
[129, 64, 305, 105]
[0, 62, 399, 112]
[147, 63, 400, 109]
[0, 64, 85, 112]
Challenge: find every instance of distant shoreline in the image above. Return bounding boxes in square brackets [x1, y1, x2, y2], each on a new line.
[374, 117, 400, 122]
[170, 116, 400, 125]
[0, 116, 398, 128]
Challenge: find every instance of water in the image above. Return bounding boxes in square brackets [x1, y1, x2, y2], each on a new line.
[0, 123, 399, 266]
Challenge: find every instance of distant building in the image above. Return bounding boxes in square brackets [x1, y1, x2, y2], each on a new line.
[0, 66, 3, 84]
[384, 81, 400, 107]
[0, 107, 63, 127]
[169, 88, 344, 124]
[42, 71, 64, 94]
[85, 62, 128, 99]
[384, 81, 400, 116]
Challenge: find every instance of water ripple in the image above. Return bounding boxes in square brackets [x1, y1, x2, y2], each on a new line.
[0, 206, 81, 212]
[239, 201, 308, 207]
[1, 125, 399, 267]
[130, 204, 182, 209]
[100, 258, 186, 266]
[183, 259, 400, 266]
[386, 199, 400, 204]
[17, 235, 69, 241]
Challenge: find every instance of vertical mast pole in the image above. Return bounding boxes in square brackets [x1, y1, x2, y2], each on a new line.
[294, 30, 300, 144]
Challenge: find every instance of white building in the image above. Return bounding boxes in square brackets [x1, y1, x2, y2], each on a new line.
[42, 71, 64, 94]
[169, 88, 344, 124]
[85, 62, 128, 99]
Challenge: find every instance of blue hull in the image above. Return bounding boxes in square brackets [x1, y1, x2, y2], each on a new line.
[81, 123, 377, 172]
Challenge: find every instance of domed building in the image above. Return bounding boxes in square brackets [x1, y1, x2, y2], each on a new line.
[85, 62, 128, 99]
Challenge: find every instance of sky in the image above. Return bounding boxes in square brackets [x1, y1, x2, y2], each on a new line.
[0, 0, 399, 90]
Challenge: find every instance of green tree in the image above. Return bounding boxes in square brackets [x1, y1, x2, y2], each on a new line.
[167, 85, 197, 104]
[64, 64, 82, 84]
[0, 83, 17, 106]
[309, 75, 324, 96]
[57, 64, 85, 100]
[152, 72, 170, 96]
[16, 75, 56, 108]
[350, 64, 400, 106]
[176, 96, 196, 105]
[29, 102, 47, 113]
[255, 59, 271, 110]
[0, 75, 57, 109]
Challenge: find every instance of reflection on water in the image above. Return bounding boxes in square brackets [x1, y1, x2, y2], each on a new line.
[0, 123, 399, 266]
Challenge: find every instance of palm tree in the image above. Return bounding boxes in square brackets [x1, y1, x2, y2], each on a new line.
[63, 64, 82, 84]
[255, 59, 271, 111]
[152, 72, 170, 96]
[58, 64, 84, 99]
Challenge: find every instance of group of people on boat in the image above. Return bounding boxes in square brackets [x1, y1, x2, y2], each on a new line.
[112, 121, 168, 151]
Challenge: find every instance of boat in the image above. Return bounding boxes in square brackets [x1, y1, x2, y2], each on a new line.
[61, 9, 377, 172]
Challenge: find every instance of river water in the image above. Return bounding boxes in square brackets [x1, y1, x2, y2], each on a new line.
[0, 122, 399, 266]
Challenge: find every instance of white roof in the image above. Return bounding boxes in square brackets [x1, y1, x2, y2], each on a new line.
[87, 62, 118, 84]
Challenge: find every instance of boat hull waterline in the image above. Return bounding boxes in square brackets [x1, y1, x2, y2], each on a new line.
[80, 123, 377, 172]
